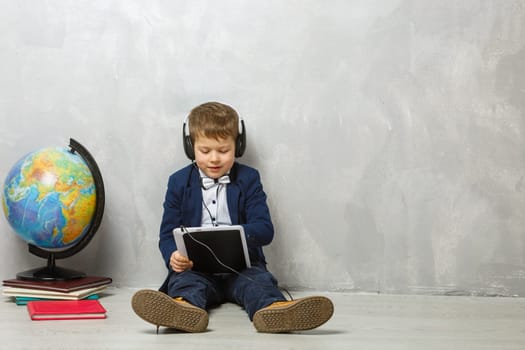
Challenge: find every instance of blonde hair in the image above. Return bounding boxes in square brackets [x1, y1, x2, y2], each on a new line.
[188, 102, 239, 143]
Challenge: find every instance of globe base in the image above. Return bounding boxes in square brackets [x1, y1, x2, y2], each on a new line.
[16, 252, 86, 281]
[16, 265, 86, 281]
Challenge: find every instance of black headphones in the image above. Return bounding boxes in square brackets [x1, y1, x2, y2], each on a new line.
[182, 116, 246, 160]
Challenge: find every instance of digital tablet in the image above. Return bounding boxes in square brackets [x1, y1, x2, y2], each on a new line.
[173, 225, 251, 274]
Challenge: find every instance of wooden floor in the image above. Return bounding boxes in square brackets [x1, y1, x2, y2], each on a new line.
[1, 288, 524, 349]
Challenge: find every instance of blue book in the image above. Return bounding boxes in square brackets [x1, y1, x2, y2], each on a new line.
[15, 294, 99, 306]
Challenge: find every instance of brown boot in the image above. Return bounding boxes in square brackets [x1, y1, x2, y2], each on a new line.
[253, 296, 334, 333]
[131, 289, 208, 333]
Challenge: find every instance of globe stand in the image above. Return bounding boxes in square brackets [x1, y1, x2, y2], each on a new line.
[16, 253, 85, 281]
[15, 138, 105, 282]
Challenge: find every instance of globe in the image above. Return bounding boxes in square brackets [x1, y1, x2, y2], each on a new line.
[1, 139, 104, 280]
[3, 148, 95, 248]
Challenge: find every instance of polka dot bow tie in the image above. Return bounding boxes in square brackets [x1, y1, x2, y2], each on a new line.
[200, 175, 230, 190]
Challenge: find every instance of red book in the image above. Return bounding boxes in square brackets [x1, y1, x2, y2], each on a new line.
[27, 300, 107, 320]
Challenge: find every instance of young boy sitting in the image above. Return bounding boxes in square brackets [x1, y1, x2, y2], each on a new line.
[131, 101, 333, 333]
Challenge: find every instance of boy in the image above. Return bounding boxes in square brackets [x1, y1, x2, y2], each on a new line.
[131, 102, 333, 333]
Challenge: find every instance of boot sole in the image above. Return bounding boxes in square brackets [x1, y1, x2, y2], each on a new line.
[131, 289, 208, 333]
[253, 296, 334, 333]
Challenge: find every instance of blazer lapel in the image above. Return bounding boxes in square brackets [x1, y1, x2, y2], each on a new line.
[227, 183, 241, 225]
[184, 167, 203, 227]
[227, 163, 241, 225]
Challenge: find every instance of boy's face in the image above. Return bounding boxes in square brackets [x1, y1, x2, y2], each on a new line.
[194, 135, 236, 179]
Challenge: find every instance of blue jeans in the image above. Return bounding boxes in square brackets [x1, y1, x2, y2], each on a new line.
[165, 263, 286, 320]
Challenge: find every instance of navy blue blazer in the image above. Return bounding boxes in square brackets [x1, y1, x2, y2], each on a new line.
[158, 162, 274, 278]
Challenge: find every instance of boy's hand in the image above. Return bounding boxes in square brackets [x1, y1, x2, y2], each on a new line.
[170, 250, 194, 272]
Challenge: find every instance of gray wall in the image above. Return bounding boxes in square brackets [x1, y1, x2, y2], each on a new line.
[1, 0, 524, 296]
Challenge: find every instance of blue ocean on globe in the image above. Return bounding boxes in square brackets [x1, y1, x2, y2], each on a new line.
[2, 147, 97, 249]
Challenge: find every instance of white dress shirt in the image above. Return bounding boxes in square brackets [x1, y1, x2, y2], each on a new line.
[199, 169, 232, 227]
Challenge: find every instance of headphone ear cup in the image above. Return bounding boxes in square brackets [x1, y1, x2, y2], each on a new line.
[182, 123, 195, 160]
[235, 119, 247, 158]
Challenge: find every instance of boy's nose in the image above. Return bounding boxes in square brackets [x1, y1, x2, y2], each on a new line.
[210, 151, 220, 162]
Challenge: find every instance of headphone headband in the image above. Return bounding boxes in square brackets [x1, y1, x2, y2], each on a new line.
[182, 115, 246, 160]
[183, 115, 244, 136]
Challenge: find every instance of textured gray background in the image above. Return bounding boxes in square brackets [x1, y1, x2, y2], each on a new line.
[0, 0, 524, 296]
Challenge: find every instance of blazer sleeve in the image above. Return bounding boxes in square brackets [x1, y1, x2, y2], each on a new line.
[238, 168, 275, 248]
[158, 174, 183, 268]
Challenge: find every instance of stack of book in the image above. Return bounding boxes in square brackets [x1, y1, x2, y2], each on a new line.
[2, 276, 112, 305]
